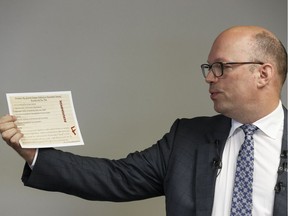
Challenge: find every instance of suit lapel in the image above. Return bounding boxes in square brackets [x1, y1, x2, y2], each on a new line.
[273, 106, 287, 216]
[195, 116, 231, 215]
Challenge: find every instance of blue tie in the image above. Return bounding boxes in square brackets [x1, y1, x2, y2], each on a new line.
[230, 124, 258, 216]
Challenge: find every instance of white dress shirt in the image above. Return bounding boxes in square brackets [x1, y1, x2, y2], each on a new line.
[212, 102, 284, 216]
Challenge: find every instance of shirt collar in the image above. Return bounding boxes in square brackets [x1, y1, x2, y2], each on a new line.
[229, 101, 284, 139]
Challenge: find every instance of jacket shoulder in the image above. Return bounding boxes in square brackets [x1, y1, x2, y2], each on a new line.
[174, 114, 231, 132]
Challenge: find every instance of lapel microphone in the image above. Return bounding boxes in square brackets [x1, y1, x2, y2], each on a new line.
[213, 159, 222, 169]
[212, 139, 222, 176]
[274, 150, 287, 193]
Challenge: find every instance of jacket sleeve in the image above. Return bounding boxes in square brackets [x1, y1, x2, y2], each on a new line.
[21, 119, 180, 202]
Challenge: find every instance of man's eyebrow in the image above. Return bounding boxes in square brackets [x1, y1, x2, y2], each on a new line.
[208, 58, 231, 64]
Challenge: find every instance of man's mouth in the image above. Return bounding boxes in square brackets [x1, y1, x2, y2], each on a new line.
[209, 90, 221, 100]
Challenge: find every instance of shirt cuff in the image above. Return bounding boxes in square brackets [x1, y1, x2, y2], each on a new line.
[29, 148, 39, 170]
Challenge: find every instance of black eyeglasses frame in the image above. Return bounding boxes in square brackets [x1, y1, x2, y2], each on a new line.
[201, 61, 264, 78]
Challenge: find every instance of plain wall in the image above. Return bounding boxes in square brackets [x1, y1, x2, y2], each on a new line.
[0, 0, 286, 216]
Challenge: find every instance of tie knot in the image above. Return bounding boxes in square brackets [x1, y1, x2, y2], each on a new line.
[240, 124, 258, 136]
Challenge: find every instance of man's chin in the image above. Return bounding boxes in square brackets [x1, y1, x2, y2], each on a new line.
[213, 103, 227, 115]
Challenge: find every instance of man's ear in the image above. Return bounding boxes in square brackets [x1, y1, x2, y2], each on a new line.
[257, 63, 273, 88]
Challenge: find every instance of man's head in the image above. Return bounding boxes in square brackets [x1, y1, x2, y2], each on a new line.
[204, 26, 287, 123]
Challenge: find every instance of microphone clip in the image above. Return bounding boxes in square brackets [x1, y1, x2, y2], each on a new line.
[274, 182, 286, 193]
[213, 159, 222, 170]
[280, 150, 287, 159]
[213, 139, 222, 176]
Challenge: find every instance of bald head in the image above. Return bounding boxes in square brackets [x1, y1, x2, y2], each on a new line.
[214, 26, 287, 85]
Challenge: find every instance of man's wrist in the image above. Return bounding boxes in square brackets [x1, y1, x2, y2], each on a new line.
[14, 147, 37, 166]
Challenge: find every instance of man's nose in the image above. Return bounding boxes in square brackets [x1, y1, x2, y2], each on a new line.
[205, 71, 218, 83]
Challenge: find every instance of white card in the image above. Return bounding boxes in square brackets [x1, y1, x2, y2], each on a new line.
[6, 91, 84, 148]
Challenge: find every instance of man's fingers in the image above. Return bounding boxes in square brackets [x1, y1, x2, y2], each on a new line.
[2, 128, 23, 146]
[0, 114, 16, 124]
[0, 114, 21, 145]
[0, 115, 18, 133]
[0, 121, 17, 133]
[0, 114, 35, 163]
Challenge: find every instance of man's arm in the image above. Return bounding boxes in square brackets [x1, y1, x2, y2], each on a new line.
[0, 114, 178, 202]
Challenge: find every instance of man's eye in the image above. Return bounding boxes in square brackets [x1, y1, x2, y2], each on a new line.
[223, 64, 232, 69]
[212, 64, 222, 69]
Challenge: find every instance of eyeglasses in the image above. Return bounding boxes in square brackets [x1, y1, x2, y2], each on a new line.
[201, 62, 264, 78]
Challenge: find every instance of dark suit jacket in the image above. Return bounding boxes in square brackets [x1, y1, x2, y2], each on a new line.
[22, 108, 287, 216]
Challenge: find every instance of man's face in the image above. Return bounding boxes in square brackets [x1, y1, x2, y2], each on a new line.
[205, 32, 259, 119]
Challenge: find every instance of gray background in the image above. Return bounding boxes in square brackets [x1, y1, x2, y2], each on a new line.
[0, 0, 286, 216]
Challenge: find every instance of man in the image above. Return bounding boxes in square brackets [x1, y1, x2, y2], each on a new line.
[0, 26, 287, 216]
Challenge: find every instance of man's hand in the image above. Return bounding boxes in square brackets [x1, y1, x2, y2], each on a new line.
[0, 115, 36, 165]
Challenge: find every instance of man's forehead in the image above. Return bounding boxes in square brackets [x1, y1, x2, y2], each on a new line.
[208, 37, 251, 63]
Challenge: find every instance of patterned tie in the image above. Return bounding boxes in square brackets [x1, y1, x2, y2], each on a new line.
[230, 124, 258, 216]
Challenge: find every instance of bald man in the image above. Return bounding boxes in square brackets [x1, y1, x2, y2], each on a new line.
[0, 26, 287, 216]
